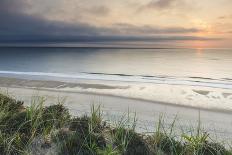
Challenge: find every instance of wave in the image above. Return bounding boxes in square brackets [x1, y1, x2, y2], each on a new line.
[0, 70, 232, 89]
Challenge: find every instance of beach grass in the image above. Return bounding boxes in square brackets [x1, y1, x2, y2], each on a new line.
[0, 93, 231, 155]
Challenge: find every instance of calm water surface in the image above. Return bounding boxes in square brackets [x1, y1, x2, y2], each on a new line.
[0, 47, 231, 80]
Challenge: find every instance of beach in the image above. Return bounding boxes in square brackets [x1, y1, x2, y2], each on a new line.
[2, 1, 232, 153]
[1, 76, 232, 144]
[0, 47, 232, 145]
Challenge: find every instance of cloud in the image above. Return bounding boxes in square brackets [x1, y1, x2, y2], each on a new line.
[0, 0, 30, 13]
[137, 0, 192, 13]
[88, 6, 110, 16]
[111, 23, 202, 35]
[0, 12, 219, 43]
[137, 0, 186, 11]
[0, 14, 219, 44]
[0, 13, 103, 36]
[0, 10, 209, 43]
[0, 0, 221, 45]
[218, 14, 232, 19]
[147, 0, 175, 9]
[0, 0, 104, 37]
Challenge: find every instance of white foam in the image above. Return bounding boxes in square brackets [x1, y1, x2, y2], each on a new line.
[0, 70, 232, 89]
[1, 70, 232, 110]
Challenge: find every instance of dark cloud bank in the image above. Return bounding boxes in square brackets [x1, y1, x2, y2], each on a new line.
[0, 0, 220, 45]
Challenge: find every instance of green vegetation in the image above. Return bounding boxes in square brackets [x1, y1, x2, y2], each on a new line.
[0, 93, 231, 155]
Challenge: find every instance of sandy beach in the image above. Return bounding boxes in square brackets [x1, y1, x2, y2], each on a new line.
[1, 76, 232, 144]
[2, 1, 232, 153]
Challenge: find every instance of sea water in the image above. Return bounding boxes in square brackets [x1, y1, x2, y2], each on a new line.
[0, 47, 232, 110]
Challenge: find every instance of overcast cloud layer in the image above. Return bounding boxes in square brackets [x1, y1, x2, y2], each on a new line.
[0, 0, 232, 47]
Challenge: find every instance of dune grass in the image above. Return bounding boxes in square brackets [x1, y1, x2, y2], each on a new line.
[0, 93, 231, 155]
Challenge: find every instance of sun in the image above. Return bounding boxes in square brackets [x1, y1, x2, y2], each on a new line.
[191, 19, 214, 36]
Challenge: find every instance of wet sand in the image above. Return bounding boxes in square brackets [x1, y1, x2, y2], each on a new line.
[0, 76, 129, 89]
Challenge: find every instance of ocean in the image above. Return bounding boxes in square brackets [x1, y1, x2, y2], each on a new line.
[0, 47, 232, 110]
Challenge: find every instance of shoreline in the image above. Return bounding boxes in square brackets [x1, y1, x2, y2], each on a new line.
[0, 76, 232, 113]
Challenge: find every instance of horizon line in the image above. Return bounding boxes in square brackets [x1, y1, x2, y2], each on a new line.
[0, 45, 231, 50]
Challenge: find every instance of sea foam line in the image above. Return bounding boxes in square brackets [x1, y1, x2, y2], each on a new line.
[0, 70, 232, 89]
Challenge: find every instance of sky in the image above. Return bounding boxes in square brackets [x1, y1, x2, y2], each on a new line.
[0, 0, 232, 48]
